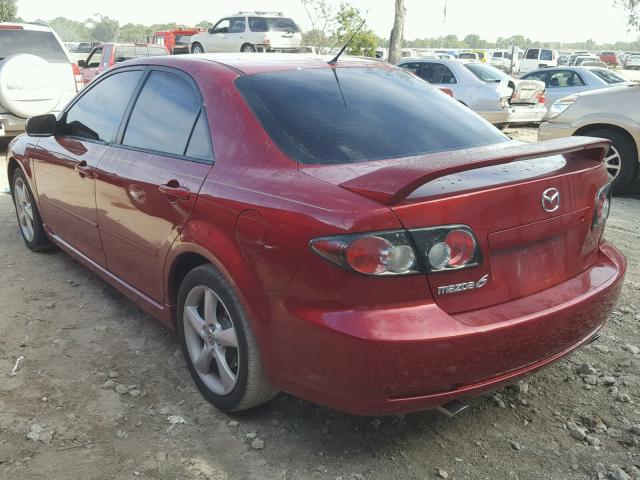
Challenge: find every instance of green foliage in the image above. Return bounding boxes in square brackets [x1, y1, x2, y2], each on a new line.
[618, 0, 639, 30]
[196, 20, 214, 30]
[48, 17, 91, 41]
[89, 15, 120, 42]
[332, 3, 376, 57]
[0, 0, 17, 22]
[300, 0, 335, 53]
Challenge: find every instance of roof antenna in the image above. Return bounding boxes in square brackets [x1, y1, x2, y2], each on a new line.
[328, 18, 367, 64]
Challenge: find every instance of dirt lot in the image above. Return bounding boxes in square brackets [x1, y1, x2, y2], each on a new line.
[1, 130, 639, 480]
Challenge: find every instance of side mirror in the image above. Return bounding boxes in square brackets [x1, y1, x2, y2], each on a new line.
[77, 60, 86, 68]
[208, 27, 215, 34]
[26, 114, 57, 137]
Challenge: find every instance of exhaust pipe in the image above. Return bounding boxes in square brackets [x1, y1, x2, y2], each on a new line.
[436, 399, 469, 418]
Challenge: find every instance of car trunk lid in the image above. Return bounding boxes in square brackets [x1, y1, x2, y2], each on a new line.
[302, 137, 610, 317]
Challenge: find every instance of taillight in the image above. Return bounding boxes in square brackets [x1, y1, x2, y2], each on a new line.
[537, 92, 546, 104]
[310, 225, 482, 276]
[439, 87, 454, 97]
[72, 63, 84, 92]
[592, 183, 611, 229]
[310, 231, 419, 276]
[413, 226, 482, 272]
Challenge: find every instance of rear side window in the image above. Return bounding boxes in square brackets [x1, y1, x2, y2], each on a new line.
[60, 70, 143, 142]
[185, 112, 213, 161]
[236, 68, 507, 165]
[248, 17, 268, 32]
[540, 49, 553, 61]
[0, 30, 68, 63]
[547, 71, 585, 87]
[115, 46, 136, 63]
[416, 63, 457, 84]
[123, 70, 203, 157]
[525, 49, 539, 59]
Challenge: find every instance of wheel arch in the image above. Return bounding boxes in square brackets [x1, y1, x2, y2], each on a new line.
[574, 123, 639, 167]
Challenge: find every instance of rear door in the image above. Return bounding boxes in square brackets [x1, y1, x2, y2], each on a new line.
[32, 68, 145, 266]
[95, 67, 213, 302]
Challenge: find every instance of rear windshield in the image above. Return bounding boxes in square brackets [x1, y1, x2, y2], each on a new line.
[458, 52, 476, 59]
[465, 63, 506, 82]
[236, 67, 507, 165]
[0, 30, 68, 63]
[591, 68, 626, 84]
[525, 49, 539, 59]
[248, 17, 300, 32]
[540, 49, 553, 61]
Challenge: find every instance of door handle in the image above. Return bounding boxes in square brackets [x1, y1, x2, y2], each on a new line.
[159, 183, 191, 200]
[74, 161, 94, 178]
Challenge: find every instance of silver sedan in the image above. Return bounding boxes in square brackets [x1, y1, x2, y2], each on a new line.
[521, 66, 632, 107]
[397, 59, 546, 126]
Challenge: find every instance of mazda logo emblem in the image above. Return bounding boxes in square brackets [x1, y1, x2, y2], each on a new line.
[542, 188, 560, 213]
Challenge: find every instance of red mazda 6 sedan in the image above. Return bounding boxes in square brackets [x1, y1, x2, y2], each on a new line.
[8, 54, 626, 416]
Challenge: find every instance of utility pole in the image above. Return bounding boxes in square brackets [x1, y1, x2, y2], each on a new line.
[388, 0, 405, 64]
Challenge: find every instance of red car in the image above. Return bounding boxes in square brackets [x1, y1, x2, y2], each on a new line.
[79, 42, 168, 85]
[152, 28, 202, 55]
[599, 51, 618, 67]
[8, 55, 625, 416]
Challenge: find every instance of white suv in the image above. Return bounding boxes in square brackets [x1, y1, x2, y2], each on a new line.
[190, 12, 302, 54]
[0, 23, 81, 137]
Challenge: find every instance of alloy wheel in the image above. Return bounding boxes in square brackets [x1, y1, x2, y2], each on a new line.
[14, 177, 35, 242]
[183, 285, 239, 395]
[605, 146, 622, 181]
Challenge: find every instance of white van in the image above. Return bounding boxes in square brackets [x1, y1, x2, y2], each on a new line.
[520, 48, 558, 75]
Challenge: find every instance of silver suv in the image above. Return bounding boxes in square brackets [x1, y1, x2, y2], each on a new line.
[0, 23, 81, 137]
[190, 12, 302, 53]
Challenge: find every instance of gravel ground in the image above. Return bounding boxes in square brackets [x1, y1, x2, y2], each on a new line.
[1, 131, 639, 480]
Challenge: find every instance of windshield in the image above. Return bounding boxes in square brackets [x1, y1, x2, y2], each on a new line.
[0, 30, 68, 63]
[458, 52, 476, 59]
[465, 63, 507, 82]
[236, 67, 507, 165]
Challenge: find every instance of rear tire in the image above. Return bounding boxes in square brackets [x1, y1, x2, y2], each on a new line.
[582, 129, 638, 195]
[11, 168, 52, 251]
[177, 264, 278, 412]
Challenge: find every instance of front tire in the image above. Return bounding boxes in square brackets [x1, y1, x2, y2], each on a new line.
[191, 43, 204, 54]
[11, 168, 51, 251]
[582, 129, 638, 195]
[177, 264, 278, 412]
[241, 43, 257, 53]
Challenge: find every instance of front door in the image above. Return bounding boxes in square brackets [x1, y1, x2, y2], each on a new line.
[81, 46, 103, 84]
[95, 68, 214, 302]
[207, 19, 231, 52]
[33, 68, 145, 266]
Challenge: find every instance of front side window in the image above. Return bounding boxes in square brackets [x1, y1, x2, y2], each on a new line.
[60, 70, 143, 143]
[236, 67, 507, 165]
[547, 71, 585, 87]
[86, 47, 103, 68]
[212, 19, 230, 33]
[153, 35, 164, 45]
[123, 70, 202, 157]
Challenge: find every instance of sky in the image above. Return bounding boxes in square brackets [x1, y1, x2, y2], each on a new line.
[16, 0, 639, 44]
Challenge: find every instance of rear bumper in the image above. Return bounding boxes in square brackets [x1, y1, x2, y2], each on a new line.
[538, 121, 577, 141]
[267, 242, 626, 415]
[0, 113, 26, 136]
[507, 104, 547, 124]
[475, 108, 510, 125]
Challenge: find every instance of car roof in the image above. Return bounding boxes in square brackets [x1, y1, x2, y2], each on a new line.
[0, 22, 53, 32]
[124, 53, 387, 75]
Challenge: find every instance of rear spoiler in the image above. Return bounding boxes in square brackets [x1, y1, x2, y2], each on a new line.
[339, 137, 610, 205]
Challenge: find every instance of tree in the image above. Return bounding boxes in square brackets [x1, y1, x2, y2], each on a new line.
[300, 0, 336, 54]
[332, 3, 377, 57]
[618, 0, 640, 30]
[89, 15, 119, 42]
[48, 17, 91, 41]
[0, 0, 17, 22]
[388, 0, 405, 64]
[196, 20, 214, 30]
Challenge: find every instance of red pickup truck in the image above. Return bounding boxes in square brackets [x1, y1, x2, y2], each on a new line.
[152, 28, 202, 54]
[79, 43, 168, 84]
